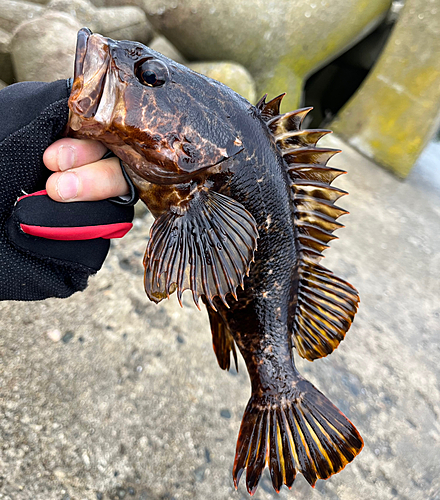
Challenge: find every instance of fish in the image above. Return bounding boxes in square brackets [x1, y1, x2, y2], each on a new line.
[68, 28, 363, 495]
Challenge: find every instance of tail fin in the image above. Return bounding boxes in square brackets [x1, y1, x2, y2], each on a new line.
[232, 377, 363, 495]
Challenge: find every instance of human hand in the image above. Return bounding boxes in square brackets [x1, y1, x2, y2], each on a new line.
[44, 138, 129, 202]
[0, 79, 135, 301]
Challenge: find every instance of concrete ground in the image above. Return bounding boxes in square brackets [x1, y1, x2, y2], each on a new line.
[1, 135, 439, 500]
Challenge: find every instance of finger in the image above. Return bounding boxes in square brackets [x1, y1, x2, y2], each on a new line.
[43, 138, 108, 172]
[46, 157, 130, 202]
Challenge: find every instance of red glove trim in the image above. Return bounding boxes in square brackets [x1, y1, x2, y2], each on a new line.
[20, 222, 133, 240]
[18, 189, 48, 202]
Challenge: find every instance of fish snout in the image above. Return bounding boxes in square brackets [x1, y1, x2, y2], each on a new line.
[69, 29, 119, 129]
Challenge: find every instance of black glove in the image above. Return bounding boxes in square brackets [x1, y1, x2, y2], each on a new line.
[0, 79, 135, 301]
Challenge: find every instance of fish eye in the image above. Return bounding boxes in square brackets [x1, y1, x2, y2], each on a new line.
[135, 59, 169, 87]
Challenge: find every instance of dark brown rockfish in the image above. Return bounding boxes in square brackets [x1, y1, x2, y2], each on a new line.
[68, 28, 363, 495]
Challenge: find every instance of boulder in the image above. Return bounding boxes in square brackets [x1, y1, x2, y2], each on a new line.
[46, 0, 154, 45]
[331, 0, 440, 177]
[88, 0, 142, 7]
[8, 0, 154, 84]
[134, 199, 148, 218]
[149, 35, 186, 64]
[0, 79, 7, 90]
[10, 12, 81, 82]
[98, 6, 153, 45]
[188, 61, 257, 104]
[143, 0, 392, 111]
[0, 28, 14, 85]
[0, 0, 44, 34]
[45, 0, 101, 31]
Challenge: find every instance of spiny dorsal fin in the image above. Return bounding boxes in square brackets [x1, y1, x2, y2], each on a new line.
[257, 93, 286, 121]
[257, 95, 359, 360]
[288, 165, 345, 184]
[276, 129, 331, 150]
[266, 107, 313, 134]
[283, 147, 340, 165]
[255, 93, 268, 110]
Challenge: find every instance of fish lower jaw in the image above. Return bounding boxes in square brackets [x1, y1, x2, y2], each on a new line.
[68, 119, 108, 139]
[68, 112, 82, 133]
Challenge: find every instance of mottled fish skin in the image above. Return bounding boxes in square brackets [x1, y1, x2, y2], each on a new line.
[68, 29, 363, 495]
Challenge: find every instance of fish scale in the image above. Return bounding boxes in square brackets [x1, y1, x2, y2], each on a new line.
[68, 28, 363, 496]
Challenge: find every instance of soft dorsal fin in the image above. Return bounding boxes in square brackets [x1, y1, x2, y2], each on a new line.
[258, 94, 360, 361]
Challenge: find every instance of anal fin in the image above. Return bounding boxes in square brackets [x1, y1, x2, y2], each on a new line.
[203, 297, 238, 371]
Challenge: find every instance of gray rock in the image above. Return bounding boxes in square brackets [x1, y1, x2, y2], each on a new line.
[143, 0, 392, 111]
[188, 61, 257, 103]
[0, 28, 14, 84]
[3, 0, 153, 85]
[134, 199, 148, 218]
[46, 0, 154, 45]
[0, 0, 44, 33]
[0, 78, 7, 89]
[88, 0, 142, 7]
[98, 6, 153, 45]
[0, 28, 11, 51]
[149, 35, 186, 64]
[45, 0, 101, 31]
[10, 12, 81, 82]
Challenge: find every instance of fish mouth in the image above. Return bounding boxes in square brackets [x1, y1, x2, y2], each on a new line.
[73, 27, 92, 82]
[69, 28, 115, 127]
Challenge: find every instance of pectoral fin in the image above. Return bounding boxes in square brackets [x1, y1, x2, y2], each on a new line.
[144, 189, 258, 309]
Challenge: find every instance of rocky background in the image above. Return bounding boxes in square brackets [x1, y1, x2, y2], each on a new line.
[1, 0, 440, 176]
[1, 1, 440, 500]
[0, 0, 257, 102]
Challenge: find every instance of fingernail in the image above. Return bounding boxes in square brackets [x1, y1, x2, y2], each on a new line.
[58, 145, 76, 171]
[56, 172, 79, 200]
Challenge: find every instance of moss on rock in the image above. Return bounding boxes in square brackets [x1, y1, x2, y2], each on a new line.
[144, 0, 392, 112]
[331, 0, 440, 177]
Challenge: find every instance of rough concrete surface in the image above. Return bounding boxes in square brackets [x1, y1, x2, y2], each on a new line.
[1, 135, 440, 500]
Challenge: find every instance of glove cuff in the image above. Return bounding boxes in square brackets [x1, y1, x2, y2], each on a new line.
[16, 190, 133, 240]
[100, 151, 139, 206]
[7, 191, 134, 270]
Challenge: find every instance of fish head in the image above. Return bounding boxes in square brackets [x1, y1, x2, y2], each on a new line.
[68, 28, 244, 185]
